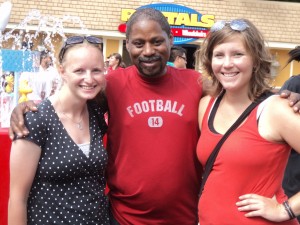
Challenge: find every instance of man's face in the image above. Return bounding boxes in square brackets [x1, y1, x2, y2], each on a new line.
[126, 19, 173, 78]
[176, 53, 187, 69]
[42, 56, 52, 68]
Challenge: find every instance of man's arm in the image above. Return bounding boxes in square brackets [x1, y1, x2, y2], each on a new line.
[8, 89, 300, 140]
[279, 90, 300, 113]
[9, 101, 38, 140]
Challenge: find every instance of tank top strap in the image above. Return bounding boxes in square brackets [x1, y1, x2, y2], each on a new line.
[201, 97, 217, 130]
[256, 95, 275, 120]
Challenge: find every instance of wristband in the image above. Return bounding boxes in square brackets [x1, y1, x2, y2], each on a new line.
[283, 200, 296, 220]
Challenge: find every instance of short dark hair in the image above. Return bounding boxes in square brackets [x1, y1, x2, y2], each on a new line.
[287, 46, 300, 64]
[40, 50, 49, 64]
[126, 8, 171, 39]
[169, 46, 187, 62]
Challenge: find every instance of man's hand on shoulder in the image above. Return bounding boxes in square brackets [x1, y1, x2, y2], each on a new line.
[9, 101, 38, 140]
[280, 90, 300, 113]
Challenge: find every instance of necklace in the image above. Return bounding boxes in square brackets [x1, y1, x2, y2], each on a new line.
[58, 96, 85, 130]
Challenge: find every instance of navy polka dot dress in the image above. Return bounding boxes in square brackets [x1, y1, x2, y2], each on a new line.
[22, 99, 110, 225]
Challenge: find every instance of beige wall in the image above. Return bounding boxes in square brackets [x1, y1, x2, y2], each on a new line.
[2, 0, 300, 86]
[5, 0, 300, 44]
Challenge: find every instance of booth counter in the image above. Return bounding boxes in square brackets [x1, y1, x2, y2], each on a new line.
[0, 49, 41, 225]
[0, 128, 11, 225]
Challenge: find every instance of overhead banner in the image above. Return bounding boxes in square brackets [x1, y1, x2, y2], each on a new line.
[118, 3, 215, 44]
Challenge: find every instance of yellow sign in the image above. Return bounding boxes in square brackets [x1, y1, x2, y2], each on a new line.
[121, 9, 214, 28]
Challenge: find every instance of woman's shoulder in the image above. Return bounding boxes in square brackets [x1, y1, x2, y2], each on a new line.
[258, 94, 300, 144]
[198, 95, 213, 125]
[259, 94, 297, 127]
[25, 99, 53, 117]
[264, 94, 288, 110]
[200, 95, 212, 107]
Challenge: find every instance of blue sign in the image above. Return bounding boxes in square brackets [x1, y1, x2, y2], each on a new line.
[1, 49, 39, 72]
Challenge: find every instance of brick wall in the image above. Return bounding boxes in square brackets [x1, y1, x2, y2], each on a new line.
[4, 0, 300, 44]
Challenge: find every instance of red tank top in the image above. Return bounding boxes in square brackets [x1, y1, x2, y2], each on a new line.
[197, 96, 297, 225]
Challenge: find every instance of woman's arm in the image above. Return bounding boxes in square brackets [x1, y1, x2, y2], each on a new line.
[8, 140, 41, 225]
[236, 192, 300, 222]
[287, 192, 300, 219]
[236, 96, 300, 222]
[272, 96, 300, 152]
[8, 100, 37, 140]
[280, 90, 300, 113]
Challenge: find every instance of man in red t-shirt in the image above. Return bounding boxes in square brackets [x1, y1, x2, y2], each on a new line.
[105, 8, 202, 224]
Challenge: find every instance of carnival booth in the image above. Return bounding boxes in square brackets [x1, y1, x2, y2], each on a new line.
[0, 49, 39, 225]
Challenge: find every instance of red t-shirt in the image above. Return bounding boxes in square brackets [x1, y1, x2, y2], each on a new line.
[105, 66, 203, 225]
[107, 66, 124, 74]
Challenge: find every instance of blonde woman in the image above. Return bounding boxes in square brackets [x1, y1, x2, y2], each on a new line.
[8, 36, 110, 225]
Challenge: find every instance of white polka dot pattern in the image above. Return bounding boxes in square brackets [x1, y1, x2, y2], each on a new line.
[22, 99, 110, 225]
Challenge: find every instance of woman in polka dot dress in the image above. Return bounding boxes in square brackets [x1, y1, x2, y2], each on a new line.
[8, 36, 110, 225]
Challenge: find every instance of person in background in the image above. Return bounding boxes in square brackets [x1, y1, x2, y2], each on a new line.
[8, 8, 300, 225]
[197, 18, 300, 224]
[23, 51, 50, 101]
[119, 61, 127, 69]
[38, 50, 51, 72]
[8, 36, 110, 225]
[167, 45, 187, 69]
[107, 53, 124, 73]
[22, 51, 60, 102]
[280, 46, 300, 223]
[39, 51, 61, 98]
[104, 56, 110, 74]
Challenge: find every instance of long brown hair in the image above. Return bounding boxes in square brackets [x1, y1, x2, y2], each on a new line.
[198, 19, 273, 100]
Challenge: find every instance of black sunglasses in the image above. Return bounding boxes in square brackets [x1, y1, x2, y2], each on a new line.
[59, 36, 102, 63]
[178, 55, 187, 61]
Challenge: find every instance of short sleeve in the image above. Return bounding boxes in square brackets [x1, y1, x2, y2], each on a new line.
[280, 75, 300, 93]
[88, 100, 108, 136]
[21, 110, 47, 148]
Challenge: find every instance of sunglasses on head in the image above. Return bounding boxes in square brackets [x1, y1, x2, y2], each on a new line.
[59, 36, 102, 63]
[210, 20, 249, 33]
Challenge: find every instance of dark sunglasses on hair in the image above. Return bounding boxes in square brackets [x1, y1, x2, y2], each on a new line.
[178, 55, 187, 61]
[210, 20, 249, 33]
[59, 36, 102, 63]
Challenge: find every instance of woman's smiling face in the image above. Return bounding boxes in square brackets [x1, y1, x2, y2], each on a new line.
[211, 35, 254, 93]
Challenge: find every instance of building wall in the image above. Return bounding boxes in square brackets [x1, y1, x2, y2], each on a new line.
[5, 0, 300, 44]
[3, 0, 300, 85]
[105, 39, 120, 58]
